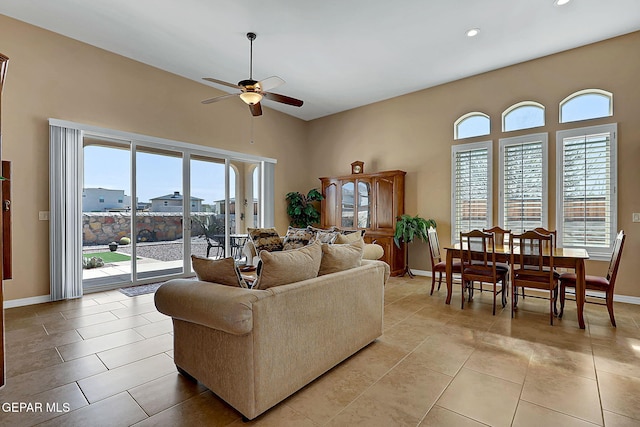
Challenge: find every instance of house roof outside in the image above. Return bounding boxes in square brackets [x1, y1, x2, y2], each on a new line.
[1, 1, 639, 121]
[151, 191, 203, 202]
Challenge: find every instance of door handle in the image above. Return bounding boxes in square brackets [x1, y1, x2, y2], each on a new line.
[3, 199, 9, 211]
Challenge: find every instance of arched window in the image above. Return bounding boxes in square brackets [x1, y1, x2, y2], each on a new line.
[502, 101, 545, 132]
[454, 112, 490, 140]
[560, 89, 613, 123]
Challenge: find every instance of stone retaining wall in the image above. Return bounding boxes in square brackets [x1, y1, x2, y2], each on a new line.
[83, 212, 221, 245]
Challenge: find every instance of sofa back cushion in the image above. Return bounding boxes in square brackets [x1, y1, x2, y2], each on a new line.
[254, 240, 322, 290]
[248, 227, 284, 254]
[191, 256, 247, 288]
[319, 239, 365, 276]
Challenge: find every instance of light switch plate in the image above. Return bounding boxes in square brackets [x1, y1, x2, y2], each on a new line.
[633, 213, 640, 223]
[39, 211, 49, 221]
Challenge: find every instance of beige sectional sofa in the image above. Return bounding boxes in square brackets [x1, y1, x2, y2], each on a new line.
[155, 259, 389, 420]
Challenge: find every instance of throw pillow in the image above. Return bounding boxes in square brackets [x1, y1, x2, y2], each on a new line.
[253, 240, 322, 290]
[308, 226, 340, 244]
[282, 226, 315, 251]
[335, 229, 367, 244]
[191, 256, 247, 288]
[334, 227, 366, 238]
[247, 227, 283, 254]
[318, 239, 365, 276]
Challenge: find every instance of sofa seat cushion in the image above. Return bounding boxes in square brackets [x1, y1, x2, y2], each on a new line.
[155, 279, 272, 335]
[191, 256, 247, 288]
[254, 241, 322, 289]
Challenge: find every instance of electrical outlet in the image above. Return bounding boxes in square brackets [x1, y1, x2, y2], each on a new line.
[39, 211, 49, 221]
[633, 213, 640, 223]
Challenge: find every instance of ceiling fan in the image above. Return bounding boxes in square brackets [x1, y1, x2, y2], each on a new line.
[201, 32, 303, 117]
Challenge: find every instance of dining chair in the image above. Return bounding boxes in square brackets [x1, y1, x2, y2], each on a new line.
[482, 226, 511, 293]
[558, 230, 626, 327]
[518, 227, 557, 299]
[460, 230, 508, 315]
[510, 230, 559, 325]
[427, 227, 462, 295]
[533, 227, 557, 248]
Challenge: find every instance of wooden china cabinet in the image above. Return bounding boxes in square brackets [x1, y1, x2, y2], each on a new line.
[319, 170, 406, 276]
[0, 52, 8, 389]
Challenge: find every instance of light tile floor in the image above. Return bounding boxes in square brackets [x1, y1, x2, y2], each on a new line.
[2, 275, 640, 426]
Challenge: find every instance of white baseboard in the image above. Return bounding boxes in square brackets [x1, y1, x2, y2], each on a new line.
[4, 294, 51, 309]
[409, 269, 431, 277]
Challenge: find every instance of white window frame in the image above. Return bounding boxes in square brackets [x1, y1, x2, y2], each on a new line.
[502, 101, 545, 132]
[556, 123, 617, 260]
[454, 112, 491, 140]
[559, 89, 613, 123]
[451, 141, 493, 243]
[499, 133, 548, 233]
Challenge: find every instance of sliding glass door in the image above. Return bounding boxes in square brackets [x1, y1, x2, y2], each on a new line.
[134, 146, 185, 280]
[73, 120, 275, 292]
[82, 136, 133, 287]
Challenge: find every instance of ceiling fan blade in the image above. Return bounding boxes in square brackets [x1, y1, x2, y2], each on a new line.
[256, 76, 285, 92]
[249, 102, 263, 117]
[263, 92, 304, 107]
[203, 77, 242, 90]
[201, 93, 240, 104]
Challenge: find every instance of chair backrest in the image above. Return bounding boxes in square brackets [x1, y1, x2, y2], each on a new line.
[460, 229, 496, 271]
[511, 230, 555, 287]
[483, 226, 511, 246]
[427, 227, 441, 264]
[532, 227, 557, 249]
[606, 230, 626, 285]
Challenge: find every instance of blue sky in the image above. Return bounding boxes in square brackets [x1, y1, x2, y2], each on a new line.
[83, 145, 232, 204]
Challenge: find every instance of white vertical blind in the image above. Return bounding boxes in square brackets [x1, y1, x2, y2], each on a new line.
[499, 134, 547, 233]
[557, 124, 617, 257]
[452, 141, 492, 242]
[49, 125, 84, 300]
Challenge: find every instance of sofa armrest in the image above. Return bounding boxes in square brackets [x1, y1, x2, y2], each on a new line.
[361, 259, 391, 283]
[154, 279, 272, 335]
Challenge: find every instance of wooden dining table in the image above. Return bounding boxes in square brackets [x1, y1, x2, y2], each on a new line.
[444, 243, 590, 329]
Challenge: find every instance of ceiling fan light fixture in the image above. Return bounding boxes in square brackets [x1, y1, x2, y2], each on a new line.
[239, 92, 263, 105]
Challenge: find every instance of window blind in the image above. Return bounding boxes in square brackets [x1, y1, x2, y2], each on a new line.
[453, 144, 490, 241]
[561, 132, 612, 248]
[503, 141, 544, 233]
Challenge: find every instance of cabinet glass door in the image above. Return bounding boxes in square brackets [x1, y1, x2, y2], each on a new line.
[356, 180, 371, 228]
[341, 181, 355, 227]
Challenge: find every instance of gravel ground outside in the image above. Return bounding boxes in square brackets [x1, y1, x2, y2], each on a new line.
[83, 237, 213, 262]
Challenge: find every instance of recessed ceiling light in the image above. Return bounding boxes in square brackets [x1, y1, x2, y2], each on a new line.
[554, 0, 571, 5]
[466, 28, 480, 37]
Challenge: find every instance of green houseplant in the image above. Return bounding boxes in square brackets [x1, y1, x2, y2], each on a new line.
[394, 214, 437, 277]
[286, 189, 324, 228]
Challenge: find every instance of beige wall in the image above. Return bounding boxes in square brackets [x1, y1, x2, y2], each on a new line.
[0, 15, 308, 301]
[306, 32, 640, 298]
[2, 13, 639, 302]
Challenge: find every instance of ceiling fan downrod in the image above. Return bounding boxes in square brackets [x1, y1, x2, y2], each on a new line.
[247, 32, 256, 81]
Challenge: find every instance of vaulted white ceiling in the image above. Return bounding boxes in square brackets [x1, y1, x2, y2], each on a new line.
[1, 0, 639, 121]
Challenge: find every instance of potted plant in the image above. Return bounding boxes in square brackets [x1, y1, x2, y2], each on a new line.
[285, 189, 324, 228]
[394, 214, 437, 277]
